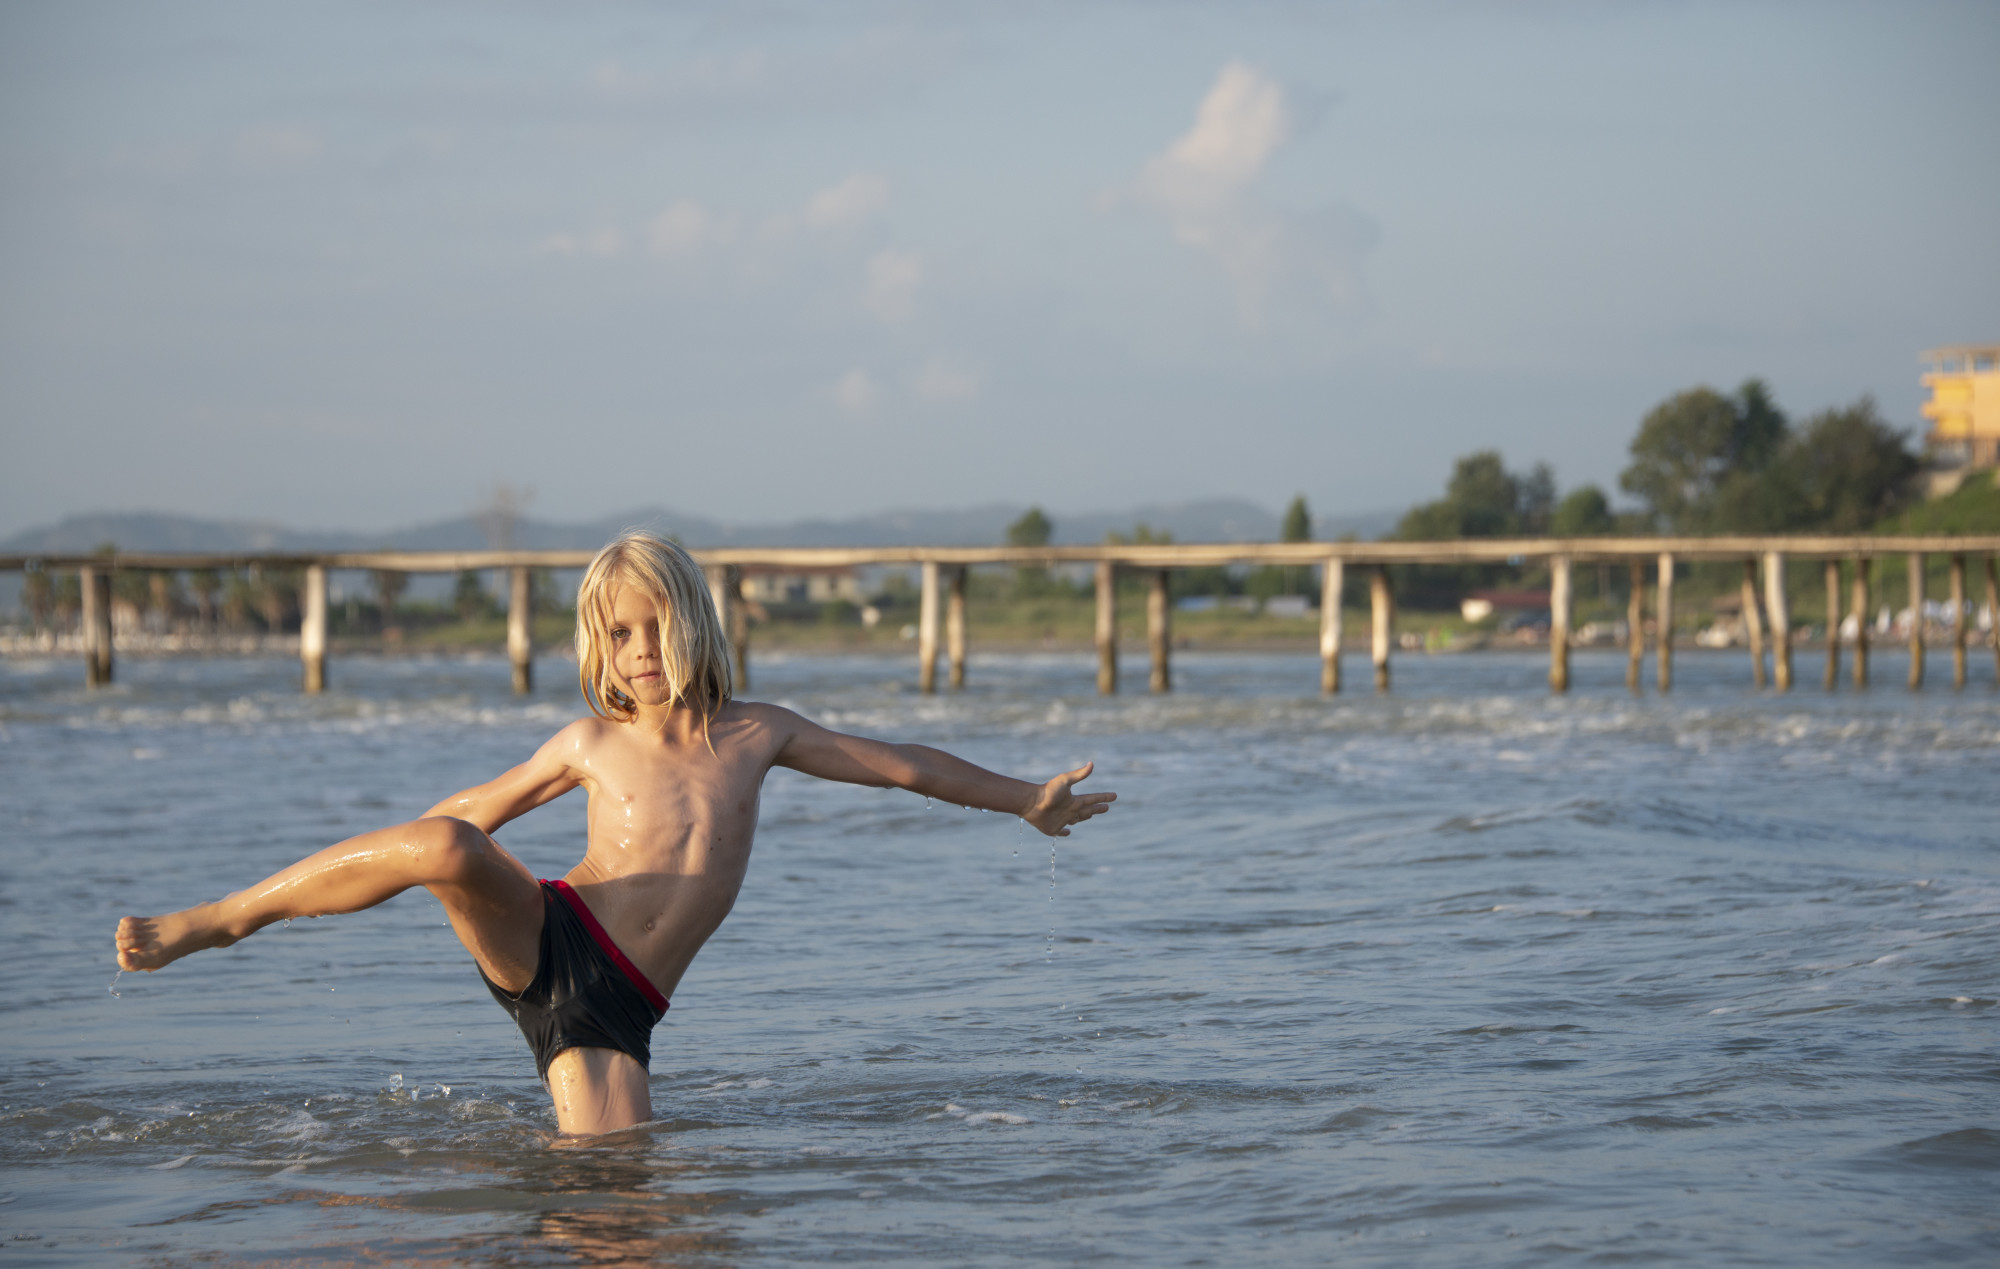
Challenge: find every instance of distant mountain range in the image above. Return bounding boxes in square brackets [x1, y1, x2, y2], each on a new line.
[1, 500, 1400, 556]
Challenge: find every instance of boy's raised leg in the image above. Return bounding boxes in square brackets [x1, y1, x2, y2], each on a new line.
[114, 816, 545, 992]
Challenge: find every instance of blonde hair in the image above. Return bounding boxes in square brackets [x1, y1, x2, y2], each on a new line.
[575, 531, 733, 724]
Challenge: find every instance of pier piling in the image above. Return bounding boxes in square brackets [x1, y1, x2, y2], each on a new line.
[1741, 559, 1766, 689]
[1549, 555, 1571, 693]
[301, 564, 328, 694]
[1824, 559, 1842, 690]
[918, 562, 940, 694]
[81, 565, 112, 687]
[705, 564, 747, 692]
[1907, 553, 1925, 690]
[727, 569, 749, 691]
[1764, 551, 1791, 691]
[1148, 569, 1171, 693]
[1656, 553, 1675, 693]
[1949, 555, 1967, 690]
[1626, 562, 1645, 693]
[947, 565, 967, 690]
[1095, 561, 1117, 695]
[1851, 559, 1871, 688]
[1370, 566, 1392, 692]
[1987, 557, 1999, 686]
[1320, 557, 1343, 694]
[508, 566, 533, 694]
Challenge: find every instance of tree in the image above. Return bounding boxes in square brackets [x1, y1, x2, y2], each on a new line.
[1104, 523, 1171, 545]
[454, 570, 492, 622]
[112, 567, 151, 612]
[22, 567, 52, 631]
[1517, 464, 1557, 535]
[1780, 397, 1919, 532]
[188, 569, 221, 630]
[250, 565, 299, 633]
[1280, 495, 1311, 543]
[1006, 507, 1052, 547]
[1393, 451, 1559, 606]
[1619, 379, 1790, 532]
[223, 571, 254, 629]
[1254, 495, 1314, 598]
[1551, 485, 1615, 536]
[375, 569, 408, 626]
[1448, 451, 1520, 536]
[54, 573, 81, 628]
[1396, 451, 1527, 539]
[147, 572, 180, 633]
[1005, 507, 1055, 595]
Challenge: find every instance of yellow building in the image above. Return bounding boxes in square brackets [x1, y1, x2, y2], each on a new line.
[1921, 344, 2000, 476]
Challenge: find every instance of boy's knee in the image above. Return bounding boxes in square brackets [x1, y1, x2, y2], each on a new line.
[413, 816, 493, 882]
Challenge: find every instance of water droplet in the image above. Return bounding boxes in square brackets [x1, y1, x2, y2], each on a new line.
[107, 970, 123, 998]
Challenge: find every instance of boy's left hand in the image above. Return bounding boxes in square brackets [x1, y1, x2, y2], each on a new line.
[1023, 762, 1116, 837]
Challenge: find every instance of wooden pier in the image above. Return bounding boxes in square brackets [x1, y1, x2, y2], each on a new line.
[6, 534, 1999, 697]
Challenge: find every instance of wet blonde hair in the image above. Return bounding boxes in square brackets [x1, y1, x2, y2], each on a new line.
[575, 531, 732, 724]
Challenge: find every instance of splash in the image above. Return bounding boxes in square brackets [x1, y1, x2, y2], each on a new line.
[107, 970, 123, 998]
[1046, 837, 1057, 962]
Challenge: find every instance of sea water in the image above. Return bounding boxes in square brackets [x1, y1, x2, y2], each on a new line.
[0, 649, 1995, 1266]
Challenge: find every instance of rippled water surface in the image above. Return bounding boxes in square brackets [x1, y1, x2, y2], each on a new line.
[2, 648, 1996, 1266]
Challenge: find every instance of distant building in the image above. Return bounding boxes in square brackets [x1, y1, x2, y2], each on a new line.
[737, 565, 862, 606]
[1460, 590, 1550, 625]
[1921, 344, 2000, 493]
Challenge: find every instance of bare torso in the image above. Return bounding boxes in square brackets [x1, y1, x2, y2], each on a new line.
[548, 703, 786, 999]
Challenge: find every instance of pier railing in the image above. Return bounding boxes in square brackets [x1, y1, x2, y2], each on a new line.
[5, 535, 1999, 695]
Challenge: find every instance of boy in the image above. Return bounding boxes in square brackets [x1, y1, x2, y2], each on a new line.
[114, 533, 1115, 1134]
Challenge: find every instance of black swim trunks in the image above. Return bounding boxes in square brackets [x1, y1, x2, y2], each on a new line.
[482, 879, 669, 1080]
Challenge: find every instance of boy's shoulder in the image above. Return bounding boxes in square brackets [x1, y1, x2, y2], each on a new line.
[720, 698, 805, 732]
[543, 714, 620, 754]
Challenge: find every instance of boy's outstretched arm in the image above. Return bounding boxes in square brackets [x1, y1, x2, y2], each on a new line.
[769, 711, 1115, 837]
[422, 722, 589, 833]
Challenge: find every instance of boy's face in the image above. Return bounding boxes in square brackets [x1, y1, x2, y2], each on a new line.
[607, 584, 670, 707]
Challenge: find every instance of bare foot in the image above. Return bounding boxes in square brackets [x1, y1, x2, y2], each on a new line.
[115, 904, 238, 971]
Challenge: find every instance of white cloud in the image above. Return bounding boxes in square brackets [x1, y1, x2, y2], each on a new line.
[802, 173, 889, 233]
[648, 199, 738, 257]
[909, 357, 981, 403]
[1141, 61, 1287, 212]
[863, 249, 922, 323]
[834, 368, 880, 417]
[1125, 61, 1375, 327]
[540, 226, 626, 258]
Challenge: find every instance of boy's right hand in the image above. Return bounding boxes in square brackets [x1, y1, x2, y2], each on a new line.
[1022, 762, 1116, 837]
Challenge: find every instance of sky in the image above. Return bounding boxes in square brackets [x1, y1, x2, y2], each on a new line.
[2, 0, 1995, 539]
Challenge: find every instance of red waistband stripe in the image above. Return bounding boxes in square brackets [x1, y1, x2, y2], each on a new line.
[546, 879, 670, 1014]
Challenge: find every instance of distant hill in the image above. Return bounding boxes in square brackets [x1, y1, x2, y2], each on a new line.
[0, 500, 1400, 555]
[0, 500, 1402, 615]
